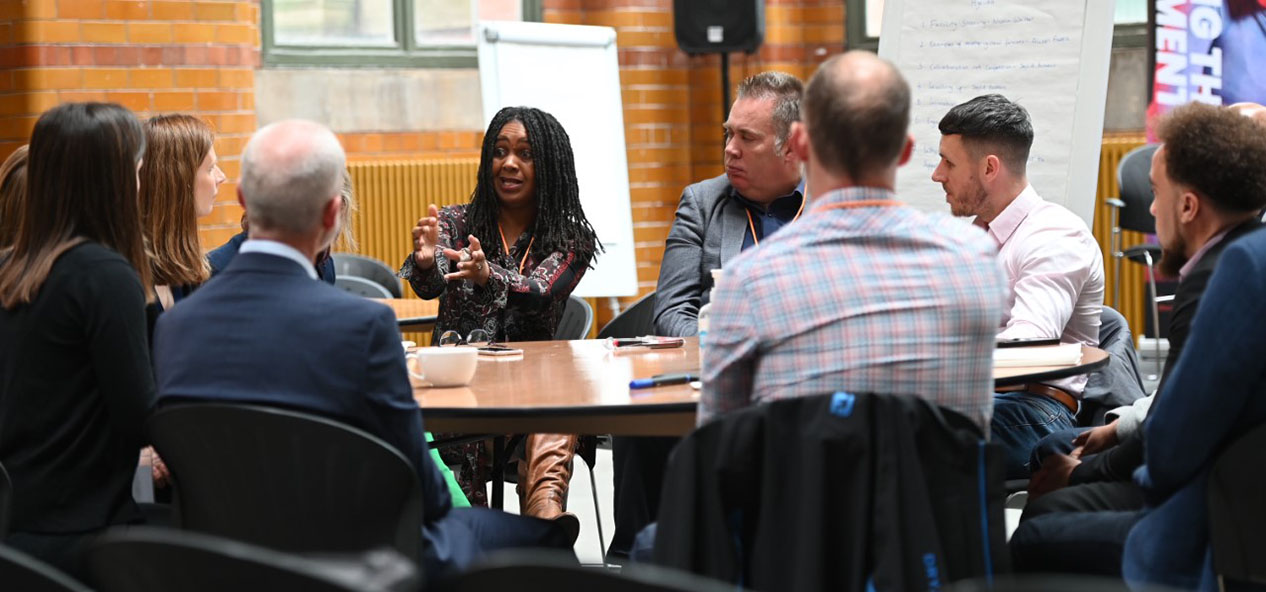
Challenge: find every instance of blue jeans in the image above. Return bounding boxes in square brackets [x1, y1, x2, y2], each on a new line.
[990, 391, 1076, 480]
[1029, 426, 1090, 470]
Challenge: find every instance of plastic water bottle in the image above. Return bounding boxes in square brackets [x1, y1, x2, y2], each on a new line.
[698, 268, 724, 350]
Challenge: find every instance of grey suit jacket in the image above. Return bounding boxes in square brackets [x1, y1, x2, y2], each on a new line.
[653, 174, 752, 337]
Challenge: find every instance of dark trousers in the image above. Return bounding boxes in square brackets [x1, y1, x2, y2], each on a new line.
[1010, 510, 1141, 576]
[1011, 480, 1145, 576]
[425, 507, 575, 584]
[3, 503, 172, 583]
[608, 436, 677, 561]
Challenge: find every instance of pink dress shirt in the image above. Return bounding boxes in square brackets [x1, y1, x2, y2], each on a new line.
[986, 185, 1105, 396]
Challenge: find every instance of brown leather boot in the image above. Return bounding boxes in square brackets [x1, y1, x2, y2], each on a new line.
[517, 432, 581, 544]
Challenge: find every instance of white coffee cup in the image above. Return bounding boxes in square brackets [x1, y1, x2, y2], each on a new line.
[407, 346, 478, 387]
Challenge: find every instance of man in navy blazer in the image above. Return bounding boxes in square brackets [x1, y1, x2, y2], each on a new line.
[153, 119, 571, 583]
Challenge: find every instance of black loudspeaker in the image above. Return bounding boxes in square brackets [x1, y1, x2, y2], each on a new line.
[673, 0, 764, 54]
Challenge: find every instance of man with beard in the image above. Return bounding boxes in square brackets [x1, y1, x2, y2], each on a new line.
[1009, 102, 1266, 576]
[932, 94, 1105, 479]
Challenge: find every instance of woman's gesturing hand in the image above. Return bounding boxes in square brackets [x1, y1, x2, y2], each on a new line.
[443, 234, 491, 287]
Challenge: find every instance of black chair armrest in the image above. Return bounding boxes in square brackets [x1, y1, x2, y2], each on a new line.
[1123, 244, 1162, 265]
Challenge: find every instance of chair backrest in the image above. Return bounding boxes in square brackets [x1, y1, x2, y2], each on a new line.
[332, 254, 403, 298]
[1080, 306, 1147, 426]
[553, 295, 594, 340]
[147, 404, 423, 563]
[0, 545, 92, 592]
[1208, 422, 1266, 584]
[0, 461, 11, 537]
[443, 550, 734, 592]
[652, 393, 1007, 590]
[88, 527, 419, 592]
[1116, 144, 1159, 235]
[335, 275, 394, 299]
[597, 291, 657, 339]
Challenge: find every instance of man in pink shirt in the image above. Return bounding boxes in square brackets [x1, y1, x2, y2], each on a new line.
[932, 94, 1105, 479]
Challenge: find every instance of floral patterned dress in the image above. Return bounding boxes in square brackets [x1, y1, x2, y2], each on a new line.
[398, 203, 592, 505]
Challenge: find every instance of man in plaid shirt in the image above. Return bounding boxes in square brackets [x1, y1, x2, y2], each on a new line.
[699, 51, 1005, 431]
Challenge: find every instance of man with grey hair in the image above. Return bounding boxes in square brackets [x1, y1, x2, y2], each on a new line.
[653, 70, 805, 337]
[608, 71, 804, 562]
[700, 51, 1003, 427]
[153, 119, 573, 585]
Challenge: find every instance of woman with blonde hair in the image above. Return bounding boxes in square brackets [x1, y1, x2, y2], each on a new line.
[0, 102, 155, 577]
[139, 114, 226, 311]
[206, 171, 356, 283]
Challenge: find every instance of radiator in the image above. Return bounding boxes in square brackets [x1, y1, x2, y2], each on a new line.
[345, 159, 480, 343]
[343, 141, 1151, 343]
[1093, 135, 1150, 343]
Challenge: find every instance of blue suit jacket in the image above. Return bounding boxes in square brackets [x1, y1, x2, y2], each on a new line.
[207, 231, 336, 284]
[152, 251, 465, 565]
[1125, 227, 1266, 590]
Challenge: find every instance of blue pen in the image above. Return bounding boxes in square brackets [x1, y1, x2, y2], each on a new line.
[629, 372, 699, 389]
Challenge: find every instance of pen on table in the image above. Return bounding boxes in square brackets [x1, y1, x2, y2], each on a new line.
[629, 372, 699, 390]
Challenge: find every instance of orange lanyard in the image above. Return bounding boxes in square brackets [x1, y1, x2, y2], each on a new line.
[811, 199, 902, 214]
[745, 194, 807, 246]
[498, 224, 535, 274]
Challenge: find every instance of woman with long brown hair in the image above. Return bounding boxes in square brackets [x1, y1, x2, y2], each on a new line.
[0, 103, 155, 577]
[139, 114, 226, 311]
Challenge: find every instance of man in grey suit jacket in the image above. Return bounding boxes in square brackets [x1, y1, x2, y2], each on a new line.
[610, 71, 805, 562]
[653, 72, 807, 337]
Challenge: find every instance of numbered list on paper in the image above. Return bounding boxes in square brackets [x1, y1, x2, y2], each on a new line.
[892, 1, 1087, 214]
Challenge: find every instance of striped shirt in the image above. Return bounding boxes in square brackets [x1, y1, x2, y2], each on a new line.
[699, 186, 1006, 430]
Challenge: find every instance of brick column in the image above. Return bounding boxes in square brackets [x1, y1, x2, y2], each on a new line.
[0, 0, 260, 249]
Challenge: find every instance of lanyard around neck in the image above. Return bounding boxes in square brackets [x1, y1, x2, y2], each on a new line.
[497, 224, 535, 274]
[745, 194, 807, 246]
[811, 199, 902, 214]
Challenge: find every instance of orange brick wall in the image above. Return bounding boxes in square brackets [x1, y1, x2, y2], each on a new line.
[0, 0, 259, 251]
[340, 130, 484, 162]
[544, 0, 845, 327]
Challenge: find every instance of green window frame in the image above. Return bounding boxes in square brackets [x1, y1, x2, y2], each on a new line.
[845, 0, 1148, 51]
[261, 0, 543, 68]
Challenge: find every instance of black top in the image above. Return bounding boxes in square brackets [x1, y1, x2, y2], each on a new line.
[0, 242, 155, 534]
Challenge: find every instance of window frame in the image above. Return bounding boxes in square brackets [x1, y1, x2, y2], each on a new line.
[844, 0, 1148, 51]
[261, 0, 543, 68]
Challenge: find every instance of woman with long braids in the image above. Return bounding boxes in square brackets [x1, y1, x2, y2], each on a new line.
[399, 106, 600, 536]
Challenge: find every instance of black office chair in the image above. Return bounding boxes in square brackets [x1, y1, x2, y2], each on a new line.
[1105, 143, 1165, 380]
[1208, 422, 1266, 589]
[89, 527, 418, 592]
[332, 253, 403, 298]
[554, 296, 594, 340]
[335, 275, 394, 299]
[439, 550, 734, 592]
[147, 404, 424, 565]
[597, 291, 657, 339]
[0, 545, 91, 592]
[0, 461, 12, 538]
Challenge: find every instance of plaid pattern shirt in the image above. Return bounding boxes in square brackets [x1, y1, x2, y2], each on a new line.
[699, 186, 1006, 430]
